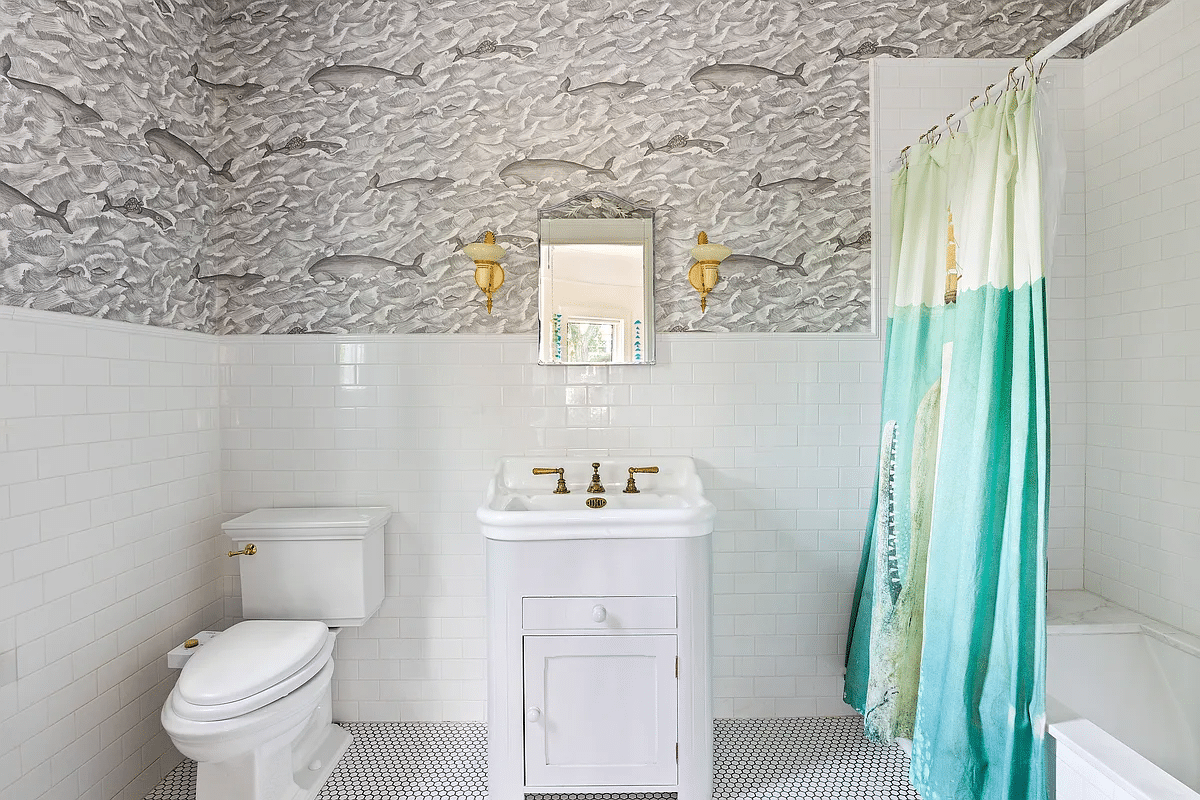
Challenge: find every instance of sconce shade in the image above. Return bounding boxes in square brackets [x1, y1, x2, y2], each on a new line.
[463, 231, 507, 313]
[688, 231, 731, 312]
[464, 239, 506, 264]
[690, 237, 732, 266]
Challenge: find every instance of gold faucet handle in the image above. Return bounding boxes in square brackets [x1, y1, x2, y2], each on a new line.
[623, 466, 659, 494]
[532, 467, 570, 494]
[587, 462, 606, 493]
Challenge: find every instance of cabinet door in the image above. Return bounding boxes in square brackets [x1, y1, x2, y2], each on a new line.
[523, 635, 678, 787]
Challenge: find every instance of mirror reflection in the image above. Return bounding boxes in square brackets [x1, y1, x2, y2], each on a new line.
[538, 194, 655, 365]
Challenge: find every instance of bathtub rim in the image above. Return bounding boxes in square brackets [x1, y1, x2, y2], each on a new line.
[1047, 620, 1200, 800]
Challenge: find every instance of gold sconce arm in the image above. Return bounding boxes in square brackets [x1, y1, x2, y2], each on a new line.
[688, 231, 732, 312]
[464, 231, 507, 313]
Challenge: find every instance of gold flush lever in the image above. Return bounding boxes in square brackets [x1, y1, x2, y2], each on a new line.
[228, 543, 257, 557]
[532, 467, 570, 494]
[623, 466, 659, 494]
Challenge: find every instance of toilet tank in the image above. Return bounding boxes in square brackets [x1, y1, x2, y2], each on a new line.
[222, 507, 390, 626]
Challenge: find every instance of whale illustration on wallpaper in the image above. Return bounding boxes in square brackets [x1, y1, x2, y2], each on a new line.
[308, 253, 426, 281]
[721, 251, 807, 273]
[261, 135, 343, 157]
[366, 173, 453, 192]
[644, 134, 726, 155]
[101, 194, 173, 230]
[499, 156, 617, 185]
[832, 41, 917, 61]
[308, 62, 426, 91]
[187, 63, 265, 102]
[452, 40, 534, 61]
[144, 127, 235, 181]
[748, 172, 841, 194]
[558, 77, 647, 99]
[0, 176, 71, 232]
[0, 54, 103, 125]
[689, 62, 808, 90]
[190, 265, 266, 287]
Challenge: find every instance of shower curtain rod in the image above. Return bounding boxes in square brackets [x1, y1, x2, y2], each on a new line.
[907, 0, 1137, 148]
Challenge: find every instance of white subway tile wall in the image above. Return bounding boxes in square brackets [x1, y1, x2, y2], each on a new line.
[1083, 0, 1200, 636]
[873, 57, 1089, 590]
[217, 333, 884, 721]
[0, 308, 224, 800]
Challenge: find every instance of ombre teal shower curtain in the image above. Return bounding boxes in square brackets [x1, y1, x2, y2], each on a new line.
[844, 83, 1049, 800]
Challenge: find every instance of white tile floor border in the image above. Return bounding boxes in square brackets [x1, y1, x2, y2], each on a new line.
[143, 718, 919, 800]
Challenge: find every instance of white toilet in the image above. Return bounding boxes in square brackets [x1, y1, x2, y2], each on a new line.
[161, 507, 390, 800]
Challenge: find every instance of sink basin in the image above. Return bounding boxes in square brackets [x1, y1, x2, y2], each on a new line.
[477, 457, 716, 540]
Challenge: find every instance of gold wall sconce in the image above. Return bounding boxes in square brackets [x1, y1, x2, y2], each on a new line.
[688, 231, 732, 312]
[463, 231, 507, 313]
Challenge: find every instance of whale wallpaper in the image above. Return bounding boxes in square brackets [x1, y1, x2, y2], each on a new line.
[0, 0, 1170, 334]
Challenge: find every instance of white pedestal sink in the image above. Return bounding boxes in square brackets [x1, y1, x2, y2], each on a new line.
[478, 456, 716, 540]
[479, 457, 715, 800]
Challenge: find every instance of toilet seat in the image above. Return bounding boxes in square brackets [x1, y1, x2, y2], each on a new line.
[171, 620, 335, 722]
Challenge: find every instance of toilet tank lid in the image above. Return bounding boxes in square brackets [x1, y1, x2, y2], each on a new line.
[222, 506, 391, 535]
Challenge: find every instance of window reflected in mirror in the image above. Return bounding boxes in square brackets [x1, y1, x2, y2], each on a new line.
[538, 197, 654, 365]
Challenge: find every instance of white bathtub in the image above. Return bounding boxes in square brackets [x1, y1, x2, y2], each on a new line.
[1047, 615, 1200, 800]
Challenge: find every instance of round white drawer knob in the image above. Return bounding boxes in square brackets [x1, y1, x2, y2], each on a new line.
[592, 604, 607, 622]
[526, 707, 542, 723]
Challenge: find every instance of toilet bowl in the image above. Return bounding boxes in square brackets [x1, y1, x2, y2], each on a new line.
[162, 507, 391, 800]
[161, 621, 349, 800]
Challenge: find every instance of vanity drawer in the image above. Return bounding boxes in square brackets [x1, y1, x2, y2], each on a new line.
[522, 596, 676, 631]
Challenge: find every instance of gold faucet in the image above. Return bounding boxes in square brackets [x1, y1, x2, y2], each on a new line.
[532, 467, 570, 494]
[587, 462, 606, 493]
[623, 466, 659, 494]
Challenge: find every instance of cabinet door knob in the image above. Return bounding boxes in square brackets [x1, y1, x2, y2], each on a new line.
[526, 707, 542, 723]
[592, 604, 607, 623]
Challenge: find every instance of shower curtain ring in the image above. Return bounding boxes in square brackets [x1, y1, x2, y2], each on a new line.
[945, 114, 956, 136]
[1006, 65, 1018, 89]
[969, 95, 980, 111]
[1037, 58, 1048, 78]
[984, 83, 996, 103]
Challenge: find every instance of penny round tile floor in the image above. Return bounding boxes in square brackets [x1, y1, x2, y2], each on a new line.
[144, 717, 919, 800]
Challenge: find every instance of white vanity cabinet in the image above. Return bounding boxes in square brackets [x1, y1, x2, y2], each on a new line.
[485, 536, 712, 800]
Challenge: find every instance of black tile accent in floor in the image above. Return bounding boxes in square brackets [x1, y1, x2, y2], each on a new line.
[144, 717, 920, 800]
